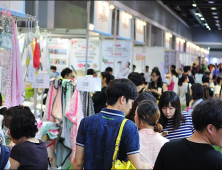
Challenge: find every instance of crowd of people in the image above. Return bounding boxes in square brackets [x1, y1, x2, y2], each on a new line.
[1, 62, 222, 169]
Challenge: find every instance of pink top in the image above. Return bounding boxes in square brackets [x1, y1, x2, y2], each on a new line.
[139, 128, 169, 166]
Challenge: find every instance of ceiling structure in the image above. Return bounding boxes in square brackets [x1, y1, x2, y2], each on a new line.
[160, 0, 222, 31]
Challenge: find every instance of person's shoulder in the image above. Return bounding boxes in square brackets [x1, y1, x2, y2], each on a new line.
[125, 119, 138, 129]
[182, 111, 192, 119]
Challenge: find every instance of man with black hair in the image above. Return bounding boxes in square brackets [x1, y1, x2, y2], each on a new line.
[105, 67, 113, 75]
[178, 65, 195, 85]
[61, 68, 73, 79]
[144, 65, 151, 83]
[133, 65, 136, 72]
[154, 98, 222, 169]
[87, 68, 98, 77]
[73, 79, 147, 169]
[128, 72, 144, 94]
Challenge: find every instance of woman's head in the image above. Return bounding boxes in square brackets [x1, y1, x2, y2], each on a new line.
[202, 74, 209, 84]
[125, 62, 130, 68]
[158, 91, 184, 130]
[6, 106, 38, 144]
[100, 72, 111, 86]
[125, 92, 156, 121]
[216, 75, 222, 85]
[178, 74, 189, 86]
[151, 69, 162, 86]
[134, 100, 162, 132]
[191, 83, 204, 100]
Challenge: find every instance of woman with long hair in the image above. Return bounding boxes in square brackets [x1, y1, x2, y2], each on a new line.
[148, 69, 167, 100]
[158, 91, 194, 141]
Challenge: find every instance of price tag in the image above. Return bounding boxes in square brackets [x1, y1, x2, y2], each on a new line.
[76, 77, 101, 92]
[32, 74, 50, 88]
[26, 66, 35, 82]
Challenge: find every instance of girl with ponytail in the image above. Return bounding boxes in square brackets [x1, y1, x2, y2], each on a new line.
[134, 100, 169, 167]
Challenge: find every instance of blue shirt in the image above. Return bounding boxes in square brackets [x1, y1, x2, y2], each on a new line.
[76, 108, 140, 169]
[162, 112, 195, 141]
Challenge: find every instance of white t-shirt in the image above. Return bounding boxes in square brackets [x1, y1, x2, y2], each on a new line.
[178, 83, 192, 104]
[167, 75, 179, 93]
[214, 85, 221, 97]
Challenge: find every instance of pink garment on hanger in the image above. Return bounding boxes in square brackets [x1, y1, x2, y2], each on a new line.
[33, 38, 40, 68]
[11, 19, 25, 107]
[66, 90, 84, 162]
[51, 86, 63, 122]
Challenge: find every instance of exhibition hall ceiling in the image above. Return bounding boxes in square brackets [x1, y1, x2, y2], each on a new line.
[161, 0, 222, 31]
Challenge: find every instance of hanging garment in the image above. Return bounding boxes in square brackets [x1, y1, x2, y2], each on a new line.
[40, 37, 50, 73]
[33, 38, 40, 68]
[10, 19, 25, 106]
[0, 49, 10, 66]
[80, 91, 95, 117]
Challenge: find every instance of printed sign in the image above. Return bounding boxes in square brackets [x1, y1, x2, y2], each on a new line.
[118, 10, 131, 40]
[93, 1, 113, 36]
[32, 74, 50, 88]
[76, 77, 101, 92]
[135, 18, 144, 43]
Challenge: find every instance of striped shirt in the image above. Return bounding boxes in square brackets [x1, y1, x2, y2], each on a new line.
[162, 112, 195, 141]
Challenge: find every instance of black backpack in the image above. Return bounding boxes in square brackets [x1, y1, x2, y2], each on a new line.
[0, 145, 11, 169]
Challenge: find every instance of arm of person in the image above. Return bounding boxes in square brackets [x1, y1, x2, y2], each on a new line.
[72, 145, 85, 169]
[128, 153, 147, 169]
[165, 76, 171, 85]
[162, 83, 167, 92]
[9, 158, 20, 170]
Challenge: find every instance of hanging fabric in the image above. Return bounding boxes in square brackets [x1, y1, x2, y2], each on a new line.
[0, 49, 10, 66]
[33, 38, 40, 68]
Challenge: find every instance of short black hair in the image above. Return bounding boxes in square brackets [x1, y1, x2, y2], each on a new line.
[139, 73, 144, 77]
[105, 67, 113, 73]
[184, 66, 191, 72]
[110, 75, 115, 81]
[217, 75, 222, 85]
[87, 69, 95, 75]
[8, 106, 38, 140]
[171, 65, 176, 70]
[158, 91, 185, 130]
[133, 65, 136, 68]
[61, 68, 72, 78]
[146, 66, 149, 69]
[50, 66, 57, 71]
[128, 72, 143, 86]
[101, 72, 111, 85]
[191, 83, 204, 100]
[126, 92, 157, 122]
[106, 79, 138, 105]
[202, 74, 209, 83]
[192, 98, 222, 132]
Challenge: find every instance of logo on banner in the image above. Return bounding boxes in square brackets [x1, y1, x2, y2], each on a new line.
[99, 14, 108, 22]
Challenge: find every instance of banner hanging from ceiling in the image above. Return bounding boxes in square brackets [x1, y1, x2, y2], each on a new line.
[118, 10, 131, 40]
[135, 18, 145, 43]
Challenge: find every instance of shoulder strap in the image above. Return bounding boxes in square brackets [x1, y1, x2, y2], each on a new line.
[0, 145, 11, 169]
[112, 119, 128, 162]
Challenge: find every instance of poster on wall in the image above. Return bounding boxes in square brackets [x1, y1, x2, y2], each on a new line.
[93, 1, 113, 36]
[70, 39, 100, 72]
[118, 10, 131, 40]
[175, 38, 180, 51]
[135, 18, 144, 43]
[48, 38, 70, 73]
[164, 51, 170, 74]
[101, 40, 131, 79]
[133, 47, 145, 73]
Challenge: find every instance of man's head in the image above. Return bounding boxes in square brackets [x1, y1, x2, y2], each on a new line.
[105, 67, 113, 75]
[170, 65, 176, 71]
[87, 69, 98, 77]
[133, 65, 136, 72]
[50, 66, 57, 73]
[106, 79, 138, 114]
[128, 72, 143, 88]
[183, 66, 191, 74]
[145, 66, 149, 72]
[61, 68, 73, 79]
[192, 98, 222, 147]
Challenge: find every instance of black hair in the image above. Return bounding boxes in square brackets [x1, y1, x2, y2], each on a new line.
[105, 67, 113, 73]
[216, 76, 222, 85]
[171, 65, 176, 70]
[127, 62, 130, 68]
[50, 66, 57, 71]
[220, 68, 222, 73]
[0, 93, 2, 106]
[106, 79, 138, 105]
[151, 69, 163, 88]
[179, 74, 188, 86]
[158, 91, 185, 130]
[202, 74, 209, 83]
[126, 92, 157, 122]
[101, 72, 111, 85]
[133, 65, 136, 68]
[128, 72, 143, 86]
[141, 76, 147, 85]
[61, 68, 72, 78]
[192, 98, 222, 132]
[152, 67, 159, 72]
[110, 75, 115, 81]
[8, 106, 38, 140]
[183, 66, 191, 73]
[191, 83, 204, 100]
[137, 100, 162, 133]
[139, 73, 144, 77]
[146, 66, 149, 69]
[87, 68, 95, 75]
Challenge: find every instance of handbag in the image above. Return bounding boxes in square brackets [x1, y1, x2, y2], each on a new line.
[111, 119, 136, 169]
[168, 76, 175, 91]
[185, 83, 191, 107]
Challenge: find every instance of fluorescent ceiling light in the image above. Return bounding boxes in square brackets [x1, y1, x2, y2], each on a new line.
[216, 23, 220, 26]
[192, 4, 197, 7]
[212, 12, 218, 15]
[208, 1, 215, 3]
[219, 28, 222, 30]
[200, 18, 204, 20]
[214, 16, 219, 19]
[211, 7, 217, 10]
[215, 20, 220, 23]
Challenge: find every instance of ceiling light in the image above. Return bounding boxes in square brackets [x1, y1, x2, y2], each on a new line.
[128, 13, 132, 19]
[109, 3, 115, 9]
[200, 18, 204, 20]
[208, 28, 211, 30]
[208, 1, 215, 3]
[216, 23, 220, 26]
[214, 16, 219, 19]
[212, 12, 218, 15]
[211, 7, 217, 10]
[192, 4, 197, 7]
[89, 23, 94, 31]
[219, 28, 222, 30]
[215, 20, 220, 23]
[143, 21, 147, 26]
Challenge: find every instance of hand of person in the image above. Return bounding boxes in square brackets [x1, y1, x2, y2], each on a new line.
[189, 99, 194, 108]
[8, 141, 15, 149]
[161, 131, 168, 137]
[150, 89, 158, 94]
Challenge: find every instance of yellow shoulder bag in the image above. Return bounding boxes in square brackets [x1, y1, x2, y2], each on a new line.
[111, 119, 136, 169]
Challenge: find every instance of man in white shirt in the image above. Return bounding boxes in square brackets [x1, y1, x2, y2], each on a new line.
[144, 66, 151, 83]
